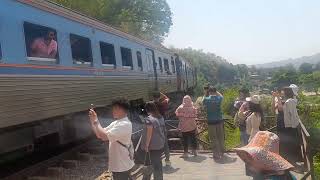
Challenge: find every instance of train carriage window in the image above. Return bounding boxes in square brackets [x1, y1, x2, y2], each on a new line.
[100, 42, 116, 66]
[137, 51, 143, 71]
[164, 58, 171, 74]
[120, 47, 133, 69]
[0, 44, 2, 60]
[158, 57, 163, 73]
[70, 34, 92, 65]
[23, 22, 58, 62]
[171, 57, 176, 73]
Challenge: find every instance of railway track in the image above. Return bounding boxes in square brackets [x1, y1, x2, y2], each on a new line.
[2, 96, 181, 180]
[3, 138, 110, 180]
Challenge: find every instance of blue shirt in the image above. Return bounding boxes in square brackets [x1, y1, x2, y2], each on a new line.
[203, 95, 223, 124]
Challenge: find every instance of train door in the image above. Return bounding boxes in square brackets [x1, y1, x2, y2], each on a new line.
[174, 55, 182, 91]
[146, 48, 158, 90]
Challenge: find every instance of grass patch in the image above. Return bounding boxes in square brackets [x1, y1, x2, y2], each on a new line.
[225, 125, 241, 150]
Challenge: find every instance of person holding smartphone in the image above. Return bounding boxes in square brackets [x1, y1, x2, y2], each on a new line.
[88, 98, 134, 180]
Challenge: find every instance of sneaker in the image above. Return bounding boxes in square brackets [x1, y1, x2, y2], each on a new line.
[165, 160, 171, 166]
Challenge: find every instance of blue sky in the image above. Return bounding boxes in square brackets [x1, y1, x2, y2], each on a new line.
[164, 0, 320, 65]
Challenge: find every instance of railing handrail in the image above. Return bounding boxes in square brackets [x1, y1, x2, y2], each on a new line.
[299, 119, 310, 137]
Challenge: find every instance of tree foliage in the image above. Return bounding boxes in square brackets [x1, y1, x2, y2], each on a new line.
[171, 47, 249, 95]
[51, 0, 172, 43]
[299, 62, 314, 74]
[299, 71, 320, 94]
[270, 67, 299, 88]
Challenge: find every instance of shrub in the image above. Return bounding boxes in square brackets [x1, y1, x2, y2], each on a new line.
[221, 87, 239, 116]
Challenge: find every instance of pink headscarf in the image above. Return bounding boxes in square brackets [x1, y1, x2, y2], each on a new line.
[175, 95, 197, 118]
[175, 95, 197, 132]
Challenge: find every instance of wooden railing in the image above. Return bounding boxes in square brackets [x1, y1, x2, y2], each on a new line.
[298, 120, 314, 180]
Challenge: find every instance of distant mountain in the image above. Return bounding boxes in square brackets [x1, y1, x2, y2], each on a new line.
[255, 53, 320, 69]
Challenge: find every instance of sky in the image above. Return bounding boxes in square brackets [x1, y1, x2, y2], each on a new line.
[164, 0, 320, 65]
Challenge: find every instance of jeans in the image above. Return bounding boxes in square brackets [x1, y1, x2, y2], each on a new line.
[207, 122, 225, 156]
[142, 149, 164, 180]
[240, 130, 249, 146]
[112, 170, 131, 180]
[182, 130, 197, 153]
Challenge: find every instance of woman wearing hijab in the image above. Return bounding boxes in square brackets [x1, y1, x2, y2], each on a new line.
[175, 95, 198, 158]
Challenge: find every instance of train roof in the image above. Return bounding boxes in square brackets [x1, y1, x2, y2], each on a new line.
[18, 0, 173, 55]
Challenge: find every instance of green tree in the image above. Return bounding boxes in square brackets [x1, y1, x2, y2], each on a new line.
[315, 62, 320, 71]
[51, 0, 172, 43]
[270, 68, 299, 88]
[299, 62, 314, 74]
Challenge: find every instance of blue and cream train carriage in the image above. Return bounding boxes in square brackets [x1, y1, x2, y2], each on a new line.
[0, 0, 196, 156]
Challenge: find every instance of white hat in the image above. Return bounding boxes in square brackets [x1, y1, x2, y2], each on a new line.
[289, 84, 299, 96]
[246, 95, 261, 104]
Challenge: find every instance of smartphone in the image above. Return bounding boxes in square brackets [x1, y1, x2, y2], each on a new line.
[89, 104, 95, 110]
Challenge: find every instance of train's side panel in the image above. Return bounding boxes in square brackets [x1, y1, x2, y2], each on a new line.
[0, 1, 151, 129]
[0, 74, 149, 129]
[154, 50, 177, 93]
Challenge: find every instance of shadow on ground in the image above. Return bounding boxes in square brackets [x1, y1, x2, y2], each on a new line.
[183, 155, 207, 163]
[212, 154, 238, 164]
[163, 166, 180, 174]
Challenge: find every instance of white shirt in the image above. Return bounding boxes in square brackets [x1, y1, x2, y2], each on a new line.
[274, 97, 280, 115]
[283, 98, 300, 128]
[104, 117, 134, 172]
[246, 113, 261, 142]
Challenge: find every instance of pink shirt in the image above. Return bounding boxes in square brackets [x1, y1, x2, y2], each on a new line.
[175, 96, 197, 132]
[31, 38, 57, 58]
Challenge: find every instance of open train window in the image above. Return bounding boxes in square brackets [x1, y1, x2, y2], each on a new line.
[120, 47, 133, 69]
[100, 42, 116, 67]
[158, 57, 163, 73]
[70, 34, 92, 65]
[137, 51, 143, 71]
[171, 57, 176, 73]
[23, 22, 58, 62]
[164, 58, 171, 74]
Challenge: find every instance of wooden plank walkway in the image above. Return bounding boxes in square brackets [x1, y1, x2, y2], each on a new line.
[162, 153, 250, 180]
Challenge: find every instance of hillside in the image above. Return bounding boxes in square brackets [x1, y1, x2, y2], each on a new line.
[255, 53, 320, 69]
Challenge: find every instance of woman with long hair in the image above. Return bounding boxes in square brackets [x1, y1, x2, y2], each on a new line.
[245, 95, 263, 142]
[141, 101, 165, 180]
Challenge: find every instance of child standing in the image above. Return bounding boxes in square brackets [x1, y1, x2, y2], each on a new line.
[175, 95, 198, 158]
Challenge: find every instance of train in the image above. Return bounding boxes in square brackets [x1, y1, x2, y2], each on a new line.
[0, 0, 196, 157]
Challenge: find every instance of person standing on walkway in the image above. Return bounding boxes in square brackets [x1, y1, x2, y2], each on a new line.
[234, 88, 251, 146]
[88, 98, 134, 180]
[275, 86, 301, 165]
[234, 102, 250, 146]
[245, 95, 263, 142]
[202, 86, 224, 160]
[141, 101, 166, 180]
[153, 91, 171, 166]
[176, 95, 198, 158]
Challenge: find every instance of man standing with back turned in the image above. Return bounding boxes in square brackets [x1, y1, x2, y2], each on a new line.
[203, 86, 225, 160]
[89, 98, 134, 180]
